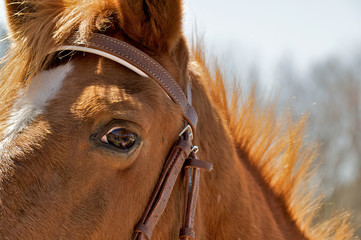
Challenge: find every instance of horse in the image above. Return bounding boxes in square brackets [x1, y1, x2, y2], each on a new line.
[0, 0, 355, 239]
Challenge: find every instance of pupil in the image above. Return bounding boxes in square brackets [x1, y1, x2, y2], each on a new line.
[106, 128, 136, 149]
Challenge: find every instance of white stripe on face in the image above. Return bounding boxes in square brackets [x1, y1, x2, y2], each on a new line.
[0, 62, 73, 150]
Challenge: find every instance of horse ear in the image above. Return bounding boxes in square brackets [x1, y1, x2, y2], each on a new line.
[118, 0, 183, 53]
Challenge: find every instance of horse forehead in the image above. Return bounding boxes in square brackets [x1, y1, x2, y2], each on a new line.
[68, 83, 153, 120]
[44, 56, 182, 137]
[0, 63, 74, 150]
[64, 57, 166, 116]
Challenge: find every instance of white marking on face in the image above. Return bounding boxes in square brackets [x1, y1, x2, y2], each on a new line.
[0, 62, 73, 150]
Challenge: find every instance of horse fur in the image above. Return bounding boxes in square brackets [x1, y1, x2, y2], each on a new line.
[0, 0, 356, 239]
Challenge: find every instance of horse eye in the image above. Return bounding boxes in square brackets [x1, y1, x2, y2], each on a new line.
[100, 127, 137, 149]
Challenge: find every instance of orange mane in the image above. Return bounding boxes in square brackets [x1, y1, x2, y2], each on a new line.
[191, 45, 356, 239]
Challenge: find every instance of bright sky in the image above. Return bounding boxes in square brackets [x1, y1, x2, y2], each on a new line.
[1, 0, 361, 86]
[0, 1, 5, 25]
[184, 0, 361, 87]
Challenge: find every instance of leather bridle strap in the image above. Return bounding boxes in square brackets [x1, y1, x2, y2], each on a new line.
[133, 132, 212, 240]
[133, 132, 193, 240]
[56, 33, 198, 131]
[180, 152, 212, 240]
[54, 33, 213, 239]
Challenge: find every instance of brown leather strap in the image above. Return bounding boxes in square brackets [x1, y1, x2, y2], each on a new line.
[61, 33, 198, 131]
[180, 153, 203, 240]
[181, 154, 213, 239]
[180, 167, 199, 240]
[184, 158, 213, 172]
[134, 224, 152, 240]
[179, 227, 195, 239]
[54, 33, 214, 240]
[132, 133, 193, 240]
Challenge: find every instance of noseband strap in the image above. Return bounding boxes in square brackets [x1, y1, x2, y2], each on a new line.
[55, 33, 212, 239]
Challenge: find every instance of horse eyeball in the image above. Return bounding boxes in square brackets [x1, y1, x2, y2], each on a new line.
[101, 128, 137, 149]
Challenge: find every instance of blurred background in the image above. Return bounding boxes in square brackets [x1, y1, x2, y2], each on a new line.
[1, 0, 360, 236]
[184, 1, 361, 236]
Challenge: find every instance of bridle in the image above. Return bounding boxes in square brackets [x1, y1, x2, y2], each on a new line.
[54, 33, 213, 239]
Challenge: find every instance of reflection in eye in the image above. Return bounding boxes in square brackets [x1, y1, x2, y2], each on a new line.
[100, 127, 137, 149]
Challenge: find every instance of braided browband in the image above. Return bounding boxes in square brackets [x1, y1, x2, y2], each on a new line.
[55, 33, 198, 132]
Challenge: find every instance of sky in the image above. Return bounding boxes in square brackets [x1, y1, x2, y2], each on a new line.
[0, 1, 5, 26]
[183, 0, 361, 88]
[1, 0, 361, 87]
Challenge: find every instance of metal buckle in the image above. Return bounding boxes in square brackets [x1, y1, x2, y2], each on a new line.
[179, 124, 193, 140]
[190, 146, 199, 154]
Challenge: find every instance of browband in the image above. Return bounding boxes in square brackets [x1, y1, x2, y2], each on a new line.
[55, 33, 198, 131]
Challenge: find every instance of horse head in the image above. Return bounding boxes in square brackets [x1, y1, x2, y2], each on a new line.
[0, 0, 355, 239]
[1, 0, 199, 238]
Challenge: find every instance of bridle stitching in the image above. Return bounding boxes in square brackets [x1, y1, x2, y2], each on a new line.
[89, 34, 188, 104]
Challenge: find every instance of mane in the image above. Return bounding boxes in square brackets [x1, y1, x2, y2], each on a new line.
[191, 43, 356, 239]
